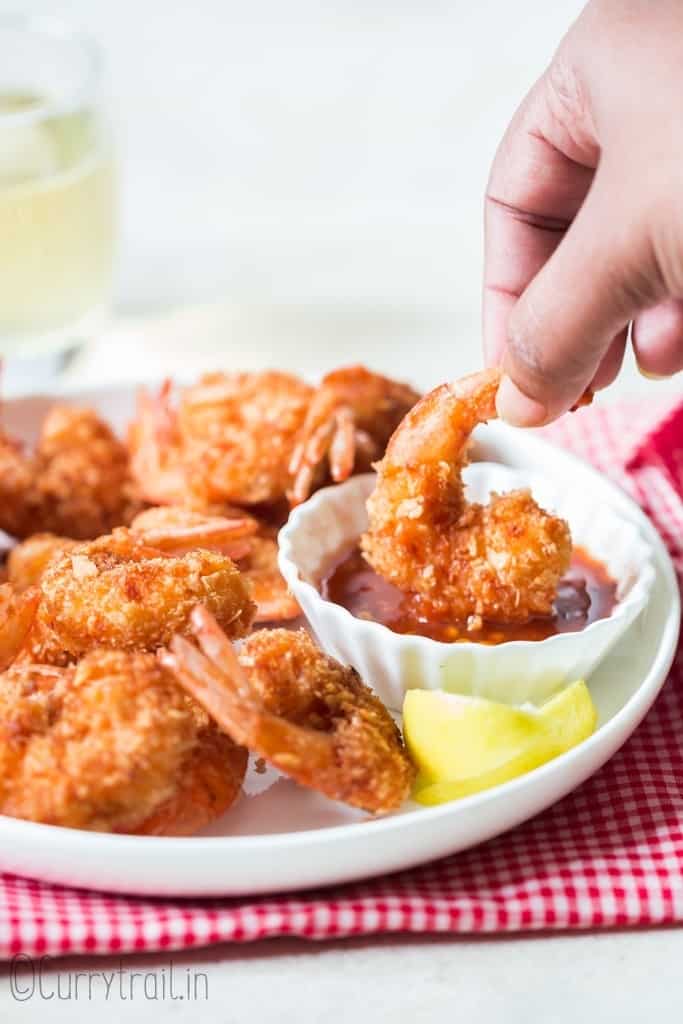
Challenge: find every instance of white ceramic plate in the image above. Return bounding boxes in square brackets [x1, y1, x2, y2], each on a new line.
[0, 386, 679, 897]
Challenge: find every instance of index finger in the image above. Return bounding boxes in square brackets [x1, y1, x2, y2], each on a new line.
[483, 73, 596, 366]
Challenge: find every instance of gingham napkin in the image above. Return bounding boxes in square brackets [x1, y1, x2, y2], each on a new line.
[1, 395, 682, 958]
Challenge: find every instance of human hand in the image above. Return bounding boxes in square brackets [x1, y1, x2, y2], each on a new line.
[483, 0, 683, 426]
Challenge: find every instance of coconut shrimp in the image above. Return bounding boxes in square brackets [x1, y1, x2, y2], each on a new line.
[288, 366, 420, 506]
[0, 650, 246, 833]
[128, 372, 314, 507]
[31, 528, 255, 664]
[0, 405, 143, 541]
[163, 607, 415, 813]
[130, 507, 298, 622]
[361, 368, 573, 625]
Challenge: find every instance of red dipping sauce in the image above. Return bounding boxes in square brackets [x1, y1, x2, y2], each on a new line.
[320, 545, 617, 645]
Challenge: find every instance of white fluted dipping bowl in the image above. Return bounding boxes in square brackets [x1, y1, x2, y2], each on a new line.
[279, 464, 655, 709]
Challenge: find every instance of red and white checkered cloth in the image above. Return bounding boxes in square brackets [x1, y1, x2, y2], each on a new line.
[1, 396, 682, 958]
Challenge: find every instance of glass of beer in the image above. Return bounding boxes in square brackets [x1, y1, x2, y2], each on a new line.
[0, 16, 115, 390]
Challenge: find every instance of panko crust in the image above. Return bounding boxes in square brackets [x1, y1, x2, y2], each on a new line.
[35, 529, 255, 662]
[0, 406, 143, 541]
[0, 653, 196, 832]
[237, 628, 415, 812]
[180, 371, 314, 506]
[362, 370, 573, 623]
[363, 488, 572, 623]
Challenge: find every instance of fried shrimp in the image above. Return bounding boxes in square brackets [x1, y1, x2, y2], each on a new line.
[33, 528, 255, 663]
[0, 405, 143, 540]
[361, 368, 573, 624]
[129, 368, 418, 510]
[0, 651, 246, 833]
[289, 366, 420, 506]
[180, 371, 314, 506]
[130, 507, 298, 622]
[163, 607, 415, 813]
[129, 372, 314, 507]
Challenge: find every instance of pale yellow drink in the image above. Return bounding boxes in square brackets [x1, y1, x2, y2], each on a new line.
[0, 93, 115, 355]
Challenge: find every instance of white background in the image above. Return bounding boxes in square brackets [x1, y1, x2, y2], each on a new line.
[7, 0, 680, 394]
[1, 1, 682, 1020]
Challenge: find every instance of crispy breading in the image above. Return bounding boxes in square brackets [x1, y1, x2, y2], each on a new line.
[0, 406, 143, 540]
[164, 608, 415, 814]
[0, 651, 246, 833]
[362, 368, 572, 623]
[33, 528, 255, 663]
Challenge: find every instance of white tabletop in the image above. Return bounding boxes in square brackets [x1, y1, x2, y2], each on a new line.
[2, 0, 682, 1018]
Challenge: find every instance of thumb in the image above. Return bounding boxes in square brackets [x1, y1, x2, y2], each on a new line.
[496, 170, 663, 426]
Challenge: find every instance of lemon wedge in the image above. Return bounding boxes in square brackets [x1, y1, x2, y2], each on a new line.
[403, 681, 597, 806]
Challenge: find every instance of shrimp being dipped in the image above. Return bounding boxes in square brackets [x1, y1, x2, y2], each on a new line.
[288, 366, 421, 506]
[361, 368, 573, 625]
[31, 528, 255, 664]
[0, 405, 143, 540]
[163, 607, 415, 813]
[0, 650, 246, 833]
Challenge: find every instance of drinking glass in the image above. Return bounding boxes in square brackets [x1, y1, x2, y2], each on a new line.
[0, 15, 115, 391]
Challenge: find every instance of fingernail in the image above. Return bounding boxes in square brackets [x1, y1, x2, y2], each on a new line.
[496, 375, 548, 427]
[638, 365, 668, 381]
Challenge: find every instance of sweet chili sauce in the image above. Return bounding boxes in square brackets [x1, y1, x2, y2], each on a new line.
[320, 545, 617, 645]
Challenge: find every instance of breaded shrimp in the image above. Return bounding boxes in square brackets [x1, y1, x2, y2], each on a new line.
[163, 607, 415, 813]
[289, 366, 420, 506]
[32, 528, 255, 663]
[0, 405, 143, 540]
[130, 507, 298, 622]
[180, 371, 314, 506]
[128, 367, 418, 510]
[126, 380, 189, 506]
[0, 651, 246, 833]
[361, 368, 573, 624]
[128, 373, 314, 507]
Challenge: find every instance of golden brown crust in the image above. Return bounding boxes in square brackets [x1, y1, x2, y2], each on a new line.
[136, 724, 247, 836]
[166, 613, 415, 814]
[0, 652, 247, 833]
[0, 406, 143, 541]
[180, 371, 314, 506]
[362, 369, 572, 623]
[0, 653, 194, 831]
[239, 628, 415, 812]
[35, 529, 255, 663]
